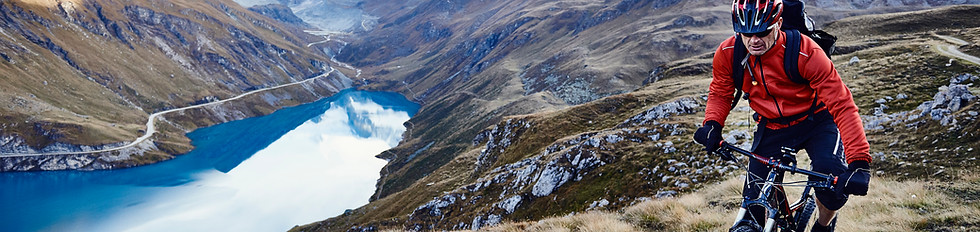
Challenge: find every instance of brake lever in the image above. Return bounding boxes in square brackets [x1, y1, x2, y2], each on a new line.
[715, 148, 737, 162]
[780, 147, 798, 170]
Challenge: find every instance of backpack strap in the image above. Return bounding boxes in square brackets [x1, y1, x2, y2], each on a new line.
[783, 29, 824, 123]
[783, 29, 809, 86]
[731, 36, 749, 110]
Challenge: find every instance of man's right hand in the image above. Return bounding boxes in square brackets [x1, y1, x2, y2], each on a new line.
[693, 120, 723, 152]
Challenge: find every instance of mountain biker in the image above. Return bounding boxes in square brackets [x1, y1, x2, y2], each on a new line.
[693, 0, 871, 231]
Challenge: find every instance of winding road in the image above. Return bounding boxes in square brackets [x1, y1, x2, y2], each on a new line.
[0, 68, 338, 157]
[933, 33, 980, 66]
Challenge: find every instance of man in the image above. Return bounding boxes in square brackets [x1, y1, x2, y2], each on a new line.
[692, 0, 871, 231]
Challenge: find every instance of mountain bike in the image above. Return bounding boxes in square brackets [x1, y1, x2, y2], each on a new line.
[713, 141, 839, 232]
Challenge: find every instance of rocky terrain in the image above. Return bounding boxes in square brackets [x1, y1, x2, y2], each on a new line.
[293, 4, 980, 231]
[2, 0, 978, 230]
[0, 0, 354, 170]
[332, 0, 980, 211]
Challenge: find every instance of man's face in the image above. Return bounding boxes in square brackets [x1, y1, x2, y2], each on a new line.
[740, 19, 781, 56]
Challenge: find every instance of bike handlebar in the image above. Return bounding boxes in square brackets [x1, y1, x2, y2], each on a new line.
[715, 141, 837, 186]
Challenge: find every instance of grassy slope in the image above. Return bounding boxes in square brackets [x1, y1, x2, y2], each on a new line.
[479, 5, 980, 231]
[295, 5, 980, 231]
[482, 175, 980, 231]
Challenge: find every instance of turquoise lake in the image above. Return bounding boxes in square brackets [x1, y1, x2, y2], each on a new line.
[0, 90, 419, 232]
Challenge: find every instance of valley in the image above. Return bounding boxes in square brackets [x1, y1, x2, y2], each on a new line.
[2, 0, 979, 231]
[0, 0, 356, 170]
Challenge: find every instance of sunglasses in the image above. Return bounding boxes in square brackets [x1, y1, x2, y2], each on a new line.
[741, 28, 774, 38]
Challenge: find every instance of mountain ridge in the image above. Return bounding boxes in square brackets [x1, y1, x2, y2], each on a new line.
[0, 0, 354, 170]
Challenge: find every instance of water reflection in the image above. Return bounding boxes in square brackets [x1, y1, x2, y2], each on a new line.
[0, 90, 419, 232]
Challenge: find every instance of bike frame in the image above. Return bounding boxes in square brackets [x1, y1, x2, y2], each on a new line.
[715, 142, 836, 232]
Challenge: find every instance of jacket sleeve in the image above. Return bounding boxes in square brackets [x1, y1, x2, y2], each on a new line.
[704, 37, 738, 126]
[800, 42, 872, 164]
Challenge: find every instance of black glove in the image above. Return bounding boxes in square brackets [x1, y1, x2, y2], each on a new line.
[836, 160, 871, 196]
[693, 120, 723, 152]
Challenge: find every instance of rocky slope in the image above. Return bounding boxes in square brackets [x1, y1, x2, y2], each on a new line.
[293, 4, 980, 231]
[352, 0, 736, 206]
[337, 0, 980, 207]
[0, 0, 353, 170]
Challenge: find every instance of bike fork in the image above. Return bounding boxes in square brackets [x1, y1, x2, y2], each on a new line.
[764, 218, 776, 232]
[731, 207, 776, 232]
[733, 208, 747, 227]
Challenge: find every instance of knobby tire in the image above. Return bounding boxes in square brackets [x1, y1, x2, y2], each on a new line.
[793, 196, 816, 232]
[731, 224, 760, 232]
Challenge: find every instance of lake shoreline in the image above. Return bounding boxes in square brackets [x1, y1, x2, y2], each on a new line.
[0, 74, 373, 172]
[1, 90, 420, 232]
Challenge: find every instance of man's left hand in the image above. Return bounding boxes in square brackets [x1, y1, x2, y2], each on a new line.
[836, 160, 871, 196]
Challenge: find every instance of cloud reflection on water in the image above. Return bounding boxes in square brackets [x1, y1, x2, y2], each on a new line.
[96, 94, 410, 232]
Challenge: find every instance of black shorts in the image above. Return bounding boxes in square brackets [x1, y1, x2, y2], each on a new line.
[742, 110, 849, 213]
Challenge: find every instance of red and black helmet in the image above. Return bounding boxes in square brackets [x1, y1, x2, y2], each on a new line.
[732, 0, 783, 34]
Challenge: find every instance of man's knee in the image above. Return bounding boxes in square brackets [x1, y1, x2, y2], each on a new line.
[815, 187, 848, 210]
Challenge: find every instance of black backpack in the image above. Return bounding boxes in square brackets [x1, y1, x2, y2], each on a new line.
[728, 0, 837, 110]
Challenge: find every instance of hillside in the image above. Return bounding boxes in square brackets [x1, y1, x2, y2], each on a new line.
[293, 5, 980, 231]
[350, 0, 736, 206]
[0, 0, 354, 170]
[330, 0, 980, 211]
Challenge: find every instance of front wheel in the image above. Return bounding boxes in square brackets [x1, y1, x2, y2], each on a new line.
[730, 220, 762, 232]
[731, 225, 758, 232]
[793, 196, 817, 232]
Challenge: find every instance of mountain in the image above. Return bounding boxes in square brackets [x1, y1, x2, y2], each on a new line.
[348, 0, 734, 204]
[247, 3, 313, 29]
[2, 0, 977, 230]
[234, 0, 380, 33]
[0, 0, 353, 170]
[292, 2, 980, 231]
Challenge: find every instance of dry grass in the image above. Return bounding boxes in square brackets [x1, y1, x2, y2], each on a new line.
[475, 171, 980, 232]
[480, 211, 639, 232]
[622, 177, 740, 231]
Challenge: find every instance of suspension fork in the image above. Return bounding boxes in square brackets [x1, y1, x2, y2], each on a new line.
[732, 169, 781, 232]
[761, 170, 780, 232]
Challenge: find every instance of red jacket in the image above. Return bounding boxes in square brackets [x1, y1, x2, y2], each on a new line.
[704, 31, 872, 165]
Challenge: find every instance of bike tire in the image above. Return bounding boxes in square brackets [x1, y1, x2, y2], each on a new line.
[730, 220, 762, 232]
[731, 224, 759, 232]
[793, 196, 816, 232]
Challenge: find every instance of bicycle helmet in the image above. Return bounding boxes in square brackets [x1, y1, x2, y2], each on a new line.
[732, 0, 783, 34]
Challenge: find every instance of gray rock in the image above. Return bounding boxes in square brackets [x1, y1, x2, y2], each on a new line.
[951, 73, 979, 85]
[917, 80, 976, 125]
[620, 97, 699, 127]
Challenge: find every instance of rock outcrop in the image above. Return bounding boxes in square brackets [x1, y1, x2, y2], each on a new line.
[403, 97, 738, 230]
[864, 73, 978, 130]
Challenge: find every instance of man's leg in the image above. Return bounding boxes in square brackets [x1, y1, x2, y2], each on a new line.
[814, 197, 836, 228]
[804, 112, 848, 230]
